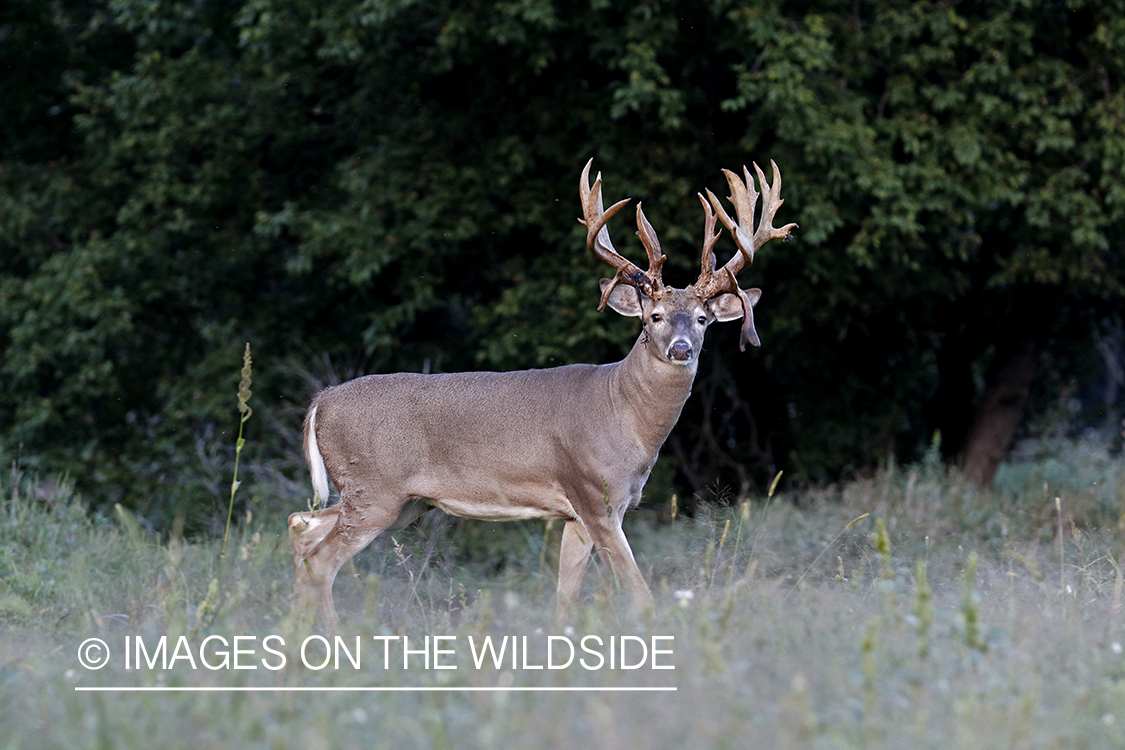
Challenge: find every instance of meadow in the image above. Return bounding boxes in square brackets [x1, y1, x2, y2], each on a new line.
[3, 436, 1125, 749]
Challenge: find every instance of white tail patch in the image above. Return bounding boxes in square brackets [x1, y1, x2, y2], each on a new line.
[307, 405, 330, 507]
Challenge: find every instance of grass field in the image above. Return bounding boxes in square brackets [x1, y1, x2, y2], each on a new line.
[3, 437, 1125, 749]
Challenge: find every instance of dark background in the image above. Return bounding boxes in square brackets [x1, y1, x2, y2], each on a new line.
[2, 0, 1123, 528]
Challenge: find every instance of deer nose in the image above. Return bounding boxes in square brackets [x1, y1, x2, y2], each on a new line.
[668, 340, 693, 362]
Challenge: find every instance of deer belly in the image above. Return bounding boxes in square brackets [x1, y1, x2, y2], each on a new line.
[428, 491, 567, 522]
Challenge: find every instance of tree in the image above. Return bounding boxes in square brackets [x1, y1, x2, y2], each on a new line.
[2, 0, 1122, 525]
[719, 0, 1125, 484]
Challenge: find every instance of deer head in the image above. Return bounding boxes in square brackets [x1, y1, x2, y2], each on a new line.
[579, 160, 797, 361]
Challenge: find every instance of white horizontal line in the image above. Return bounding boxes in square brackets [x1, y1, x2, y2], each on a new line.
[74, 686, 676, 693]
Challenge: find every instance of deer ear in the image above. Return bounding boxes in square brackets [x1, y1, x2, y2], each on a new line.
[709, 289, 762, 322]
[708, 292, 745, 322]
[600, 278, 644, 317]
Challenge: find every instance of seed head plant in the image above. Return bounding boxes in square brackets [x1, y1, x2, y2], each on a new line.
[195, 343, 253, 636]
[221, 343, 253, 563]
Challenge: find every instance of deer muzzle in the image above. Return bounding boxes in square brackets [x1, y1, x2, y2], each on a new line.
[667, 340, 694, 362]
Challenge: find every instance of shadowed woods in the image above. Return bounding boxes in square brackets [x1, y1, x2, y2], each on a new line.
[3, 0, 1124, 525]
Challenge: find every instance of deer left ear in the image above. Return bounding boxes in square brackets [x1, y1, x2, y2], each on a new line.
[709, 289, 762, 322]
[709, 289, 760, 322]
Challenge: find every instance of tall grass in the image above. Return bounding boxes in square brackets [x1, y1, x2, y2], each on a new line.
[2, 437, 1125, 748]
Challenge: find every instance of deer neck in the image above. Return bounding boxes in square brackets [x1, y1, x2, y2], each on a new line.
[609, 333, 698, 455]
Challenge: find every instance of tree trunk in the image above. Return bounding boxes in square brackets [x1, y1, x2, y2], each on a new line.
[959, 337, 1039, 488]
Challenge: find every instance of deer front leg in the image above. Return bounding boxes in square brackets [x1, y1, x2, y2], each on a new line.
[579, 508, 653, 615]
[595, 522, 653, 613]
[556, 519, 594, 622]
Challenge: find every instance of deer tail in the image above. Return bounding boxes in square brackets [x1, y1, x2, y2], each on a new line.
[304, 404, 330, 508]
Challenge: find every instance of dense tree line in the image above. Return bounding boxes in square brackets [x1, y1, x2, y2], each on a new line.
[2, 0, 1123, 525]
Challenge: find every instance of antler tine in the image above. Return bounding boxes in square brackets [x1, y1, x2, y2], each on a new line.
[634, 203, 666, 290]
[725, 165, 760, 263]
[697, 192, 720, 278]
[725, 273, 763, 350]
[705, 165, 759, 275]
[579, 160, 632, 259]
[579, 159, 663, 310]
[750, 160, 798, 251]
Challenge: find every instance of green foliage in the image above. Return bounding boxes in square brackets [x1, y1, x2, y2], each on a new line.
[722, 0, 1125, 474]
[1, 0, 1123, 519]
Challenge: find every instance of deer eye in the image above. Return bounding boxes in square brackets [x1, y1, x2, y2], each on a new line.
[697, 315, 707, 325]
[650, 313, 662, 323]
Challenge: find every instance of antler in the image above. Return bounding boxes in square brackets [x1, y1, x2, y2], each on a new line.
[579, 159, 666, 310]
[693, 160, 797, 350]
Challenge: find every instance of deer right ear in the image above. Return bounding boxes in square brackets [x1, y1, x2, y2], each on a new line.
[600, 278, 644, 317]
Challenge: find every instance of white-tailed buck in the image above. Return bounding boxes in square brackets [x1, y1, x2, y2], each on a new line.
[290, 160, 797, 631]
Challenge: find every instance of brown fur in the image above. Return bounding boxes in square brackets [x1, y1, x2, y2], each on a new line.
[288, 161, 794, 631]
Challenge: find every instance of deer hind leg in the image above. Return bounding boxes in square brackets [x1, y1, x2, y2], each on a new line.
[288, 505, 341, 627]
[289, 500, 401, 633]
[289, 506, 341, 567]
[555, 519, 594, 622]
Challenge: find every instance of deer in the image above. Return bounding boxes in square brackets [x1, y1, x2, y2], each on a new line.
[288, 159, 797, 632]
